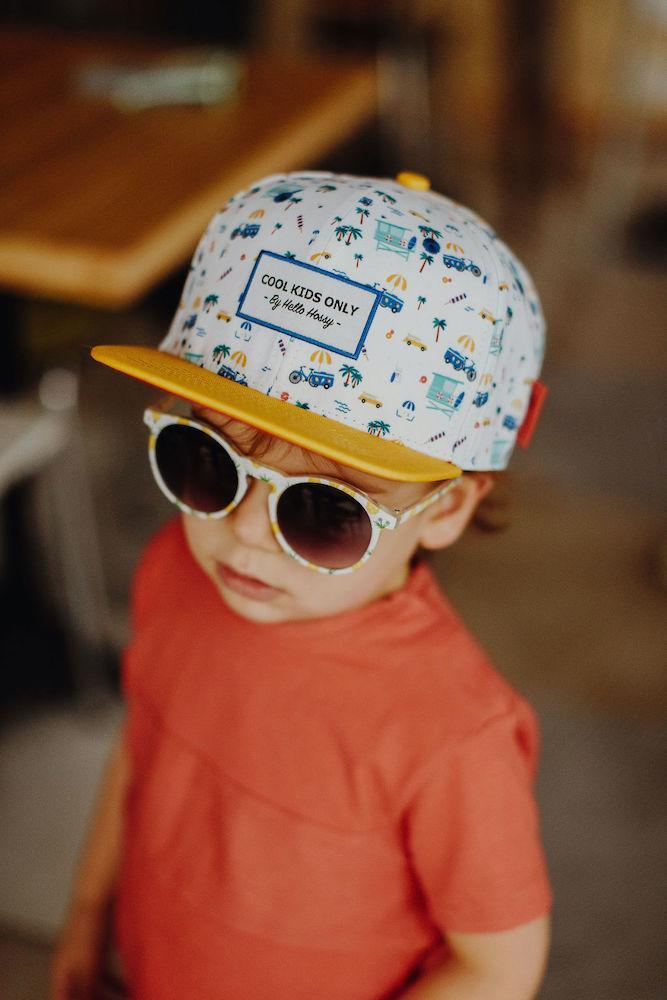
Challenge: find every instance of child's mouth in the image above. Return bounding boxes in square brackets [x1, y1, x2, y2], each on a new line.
[216, 562, 283, 602]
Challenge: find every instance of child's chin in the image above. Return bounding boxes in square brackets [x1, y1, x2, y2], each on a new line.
[216, 583, 297, 624]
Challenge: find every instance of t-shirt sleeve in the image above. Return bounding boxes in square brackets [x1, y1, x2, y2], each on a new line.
[404, 703, 552, 933]
[121, 518, 182, 696]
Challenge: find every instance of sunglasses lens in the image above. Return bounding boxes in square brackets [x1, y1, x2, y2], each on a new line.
[277, 483, 372, 569]
[155, 424, 238, 513]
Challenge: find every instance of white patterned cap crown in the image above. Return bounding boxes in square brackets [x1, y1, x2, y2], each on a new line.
[94, 171, 546, 481]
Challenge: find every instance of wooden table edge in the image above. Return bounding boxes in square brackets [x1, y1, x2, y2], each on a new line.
[0, 62, 377, 310]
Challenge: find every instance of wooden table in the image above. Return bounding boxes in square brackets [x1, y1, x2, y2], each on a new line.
[0, 28, 376, 309]
[0, 28, 375, 697]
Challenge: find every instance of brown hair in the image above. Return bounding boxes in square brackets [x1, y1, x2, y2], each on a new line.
[220, 422, 361, 480]
[471, 471, 511, 532]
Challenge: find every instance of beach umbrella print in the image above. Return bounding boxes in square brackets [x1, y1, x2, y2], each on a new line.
[387, 273, 408, 291]
[231, 350, 247, 368]
[240, 321, 252, 331]
[249, 209, 265, 219]
[418, 226, 442, 254]
[481, 373, 493, 386]
[310, 350, 332, 366]
[446, 243, 465, 255]
[457, 335, 476, 353]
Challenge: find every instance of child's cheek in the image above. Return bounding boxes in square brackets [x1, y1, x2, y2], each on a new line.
[181, 513, 217, 570]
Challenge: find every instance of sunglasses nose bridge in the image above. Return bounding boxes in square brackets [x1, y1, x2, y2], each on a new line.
[227, 474, 281, 551]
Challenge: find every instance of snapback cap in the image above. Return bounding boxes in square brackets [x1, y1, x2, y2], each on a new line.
[92, 170, 546, 482]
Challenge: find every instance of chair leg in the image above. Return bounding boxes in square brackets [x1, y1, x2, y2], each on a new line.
[33, 372, 114, 702]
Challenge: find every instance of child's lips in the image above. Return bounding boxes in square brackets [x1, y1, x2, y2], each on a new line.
[215, 562, 283, 602]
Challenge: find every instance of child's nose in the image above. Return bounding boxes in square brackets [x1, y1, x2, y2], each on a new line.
[229, 479, 280, 552]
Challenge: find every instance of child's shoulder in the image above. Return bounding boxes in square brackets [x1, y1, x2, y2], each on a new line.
[392, 560, 535, 745]
[129, 517, 195, 626]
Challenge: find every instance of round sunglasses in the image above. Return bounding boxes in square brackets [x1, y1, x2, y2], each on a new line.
[144, 406, 458, 574]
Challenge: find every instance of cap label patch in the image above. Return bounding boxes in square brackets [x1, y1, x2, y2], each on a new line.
[237, 251, 381, 359]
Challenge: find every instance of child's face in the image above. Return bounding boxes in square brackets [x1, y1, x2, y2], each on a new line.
[181, 409, 470, 624]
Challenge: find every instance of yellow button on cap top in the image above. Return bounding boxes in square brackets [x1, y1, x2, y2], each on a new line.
[395, 171, 431, 191]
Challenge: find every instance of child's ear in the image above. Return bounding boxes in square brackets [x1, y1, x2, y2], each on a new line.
[418, 473, 495, 551]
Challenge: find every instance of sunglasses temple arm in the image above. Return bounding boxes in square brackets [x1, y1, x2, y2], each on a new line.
[394, 479, 458, 526]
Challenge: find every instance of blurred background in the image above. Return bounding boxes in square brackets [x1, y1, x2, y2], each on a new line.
[0, 1, 665, 997]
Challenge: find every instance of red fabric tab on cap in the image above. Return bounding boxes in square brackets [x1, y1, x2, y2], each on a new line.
[518, 380, 548, 448]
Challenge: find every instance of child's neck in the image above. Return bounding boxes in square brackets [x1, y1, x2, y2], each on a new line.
[374, 561, 411, 602]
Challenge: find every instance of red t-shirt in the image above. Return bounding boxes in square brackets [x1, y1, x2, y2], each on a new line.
[117, 519, 551, 999]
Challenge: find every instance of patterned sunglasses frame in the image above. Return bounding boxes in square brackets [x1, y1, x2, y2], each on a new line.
[144, 405, 459, 575]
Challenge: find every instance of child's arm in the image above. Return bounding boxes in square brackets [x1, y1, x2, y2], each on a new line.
[397, 914, 550, 1000]
[50, 725, 129, 1000]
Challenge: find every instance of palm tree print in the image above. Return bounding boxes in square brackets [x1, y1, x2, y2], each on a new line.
[368, 419, 391, 436]
[335, 225, 348, 242]
[295, 401, 310, 409]
[374, 190, 397, 204]
[418, 225, 442, 239]
[284, 251, 297, 259]
[417, 295, 426, 310]
[271, 222, 283, 235]
[212, 343, 230, 362]
[354, 253, 364, 268]
[284, 197, 302, 211]
[432, 317, 447, 343]
[345, 226, 362, 245]
[355, 207, 370, 224]
[203, 293, 219, 312]
[419, 253, 434, 273]
[339, 364, 363, 387]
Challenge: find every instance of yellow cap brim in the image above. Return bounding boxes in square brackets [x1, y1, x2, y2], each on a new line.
[91, 345, 462, 483]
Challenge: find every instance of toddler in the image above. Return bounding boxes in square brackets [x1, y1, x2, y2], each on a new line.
[53, 171, 552, 999]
